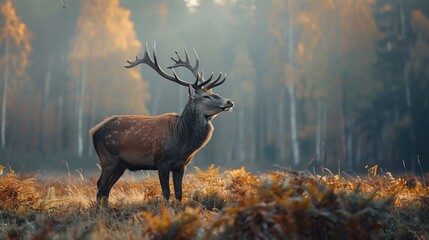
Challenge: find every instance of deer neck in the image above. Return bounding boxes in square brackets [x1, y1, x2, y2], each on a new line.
[176, 102, 213, 155]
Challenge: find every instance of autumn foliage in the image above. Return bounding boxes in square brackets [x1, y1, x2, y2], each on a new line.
[1, 165, 429, 239]
[69, 0, 149, 142]
[0, 0, 32, 76]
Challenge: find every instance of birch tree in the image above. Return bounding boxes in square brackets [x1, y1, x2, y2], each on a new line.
[229, 44, 256, 166]
[269, 0, 301, 165]
[0, 0, 31, 149]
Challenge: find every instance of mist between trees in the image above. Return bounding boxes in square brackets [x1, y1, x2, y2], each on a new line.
[0, 0, 428, 174]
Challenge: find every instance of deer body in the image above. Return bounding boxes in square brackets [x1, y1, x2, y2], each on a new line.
[91, 44, 233, 205]
[91, 107, 214, 171]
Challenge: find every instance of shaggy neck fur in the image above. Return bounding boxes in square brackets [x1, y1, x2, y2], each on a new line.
[176, 100, 213, 156]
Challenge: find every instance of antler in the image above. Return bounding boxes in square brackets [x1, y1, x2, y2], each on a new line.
[124, 42, 226, 90]
[124, 42, 191, 87]
[167, 48, 199, 78]
[206, 72, 227, 90]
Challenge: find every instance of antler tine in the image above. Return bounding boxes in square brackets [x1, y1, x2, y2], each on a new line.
[190, 70, 209, 89]
[124, 42, 150, 68]
[193, 73, 200, 87]
[184, 49, 189, 63]
[171, 68, 181, 81]
[124, 55, 141, 68]
[144, 41, 153, 62]
[192, 47, 200, 72]
[197, 72, 214, 89]
[205, 72, 222, 89]
[206, 73, 227, 90]
[167, 47, 200, 78]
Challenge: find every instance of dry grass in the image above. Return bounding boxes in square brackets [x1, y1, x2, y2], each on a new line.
[1, 164, 429, 239]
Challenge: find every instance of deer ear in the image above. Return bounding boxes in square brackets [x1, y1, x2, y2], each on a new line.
[188, 84, 195, 100]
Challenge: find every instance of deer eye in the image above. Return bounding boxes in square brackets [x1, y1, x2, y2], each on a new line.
[203, 95, 211, 99]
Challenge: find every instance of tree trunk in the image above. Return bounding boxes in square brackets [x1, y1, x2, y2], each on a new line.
[1, 39, 9, 149]
[287, 1, 300, 166]
[77, 63, 87, 157]
[399, 0, 416, 171]
[40, 59, 52, 154]
[88, 88, 96, 157]
[248, 107, 256, 169]
[56, 51, 67, 152]
[336, 73, 347, 167]
[255, 91, 265, 164]
[403, 66, 416, 171]
[276, 89, 286, 162]
[56, 92, 64, 152]
[346, 127, 353, 169]
[287, 83, 300, 166]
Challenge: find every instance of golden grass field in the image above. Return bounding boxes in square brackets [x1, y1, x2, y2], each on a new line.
[1, 164, 429, 239]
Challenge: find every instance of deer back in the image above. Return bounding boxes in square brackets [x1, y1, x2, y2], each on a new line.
[90, 114, 179, 165]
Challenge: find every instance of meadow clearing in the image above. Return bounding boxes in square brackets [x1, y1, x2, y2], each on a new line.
[0, 165, 428, 239]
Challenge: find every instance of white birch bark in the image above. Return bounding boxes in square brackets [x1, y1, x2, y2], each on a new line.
[287, 2, 300, 166]
[347, 130, 353, 169]
[1, 39, 9, 148]
[288, 83, 299, 165]
[77, 63, 87, 157]
[248, 109, 256, 168]
[88, 91, 96, 157]
[73, 72, 79, 154]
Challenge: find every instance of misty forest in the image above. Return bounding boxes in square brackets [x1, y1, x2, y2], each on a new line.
[1, 0, 429, 174]
[2, 0, 429, 239]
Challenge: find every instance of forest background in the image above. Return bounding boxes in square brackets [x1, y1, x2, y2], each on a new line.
[0, 0, 428, 175]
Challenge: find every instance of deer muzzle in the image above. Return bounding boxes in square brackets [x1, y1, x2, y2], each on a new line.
[221, 100, 234, 111]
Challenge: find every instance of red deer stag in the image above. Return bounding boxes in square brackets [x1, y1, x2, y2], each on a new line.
[89, 43, 234, 205]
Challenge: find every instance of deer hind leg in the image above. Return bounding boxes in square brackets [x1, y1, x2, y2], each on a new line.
[96, 157, 126, 206]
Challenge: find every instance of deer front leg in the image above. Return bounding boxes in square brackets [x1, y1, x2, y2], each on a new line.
[173, 167, 185, 202]
[157, 163, 171, 205]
